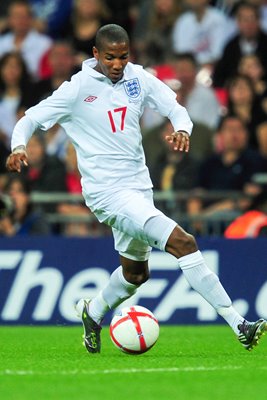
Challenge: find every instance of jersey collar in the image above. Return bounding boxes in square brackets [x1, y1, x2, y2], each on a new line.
[82, 57, 133, 83]
[82, 58, 105, 79]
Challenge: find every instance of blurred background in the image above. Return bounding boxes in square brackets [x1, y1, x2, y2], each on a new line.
[1, 0, 267, 238]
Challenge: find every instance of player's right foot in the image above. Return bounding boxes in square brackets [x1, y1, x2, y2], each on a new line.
[238, 318, 267, 351]
[75, 299, 102, 354]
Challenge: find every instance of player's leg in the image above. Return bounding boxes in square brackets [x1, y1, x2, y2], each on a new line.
[78, 188, 266, 352]
[76, 224, 152, 354]
[87, 256, 149, 325]
[164, 224, 242, 331]
[163, 223, 267, 350]
[77, 189, 160, 338]
[76, 255, 148, 354]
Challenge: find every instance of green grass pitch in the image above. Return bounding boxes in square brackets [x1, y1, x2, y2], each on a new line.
[0, 325, 267, 400]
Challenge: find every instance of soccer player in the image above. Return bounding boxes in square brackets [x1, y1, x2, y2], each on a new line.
[6, 24, 267, 353]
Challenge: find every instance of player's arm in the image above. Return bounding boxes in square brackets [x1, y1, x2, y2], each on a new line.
[6, 115, 39, 172]
[142, 69, 193, 152]
[6, 74, 80, 172]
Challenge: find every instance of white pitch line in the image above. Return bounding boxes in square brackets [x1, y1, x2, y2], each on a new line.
[1, 365, 267, 376]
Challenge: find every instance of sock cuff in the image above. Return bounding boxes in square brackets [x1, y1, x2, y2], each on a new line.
[178, 250, 204, 270]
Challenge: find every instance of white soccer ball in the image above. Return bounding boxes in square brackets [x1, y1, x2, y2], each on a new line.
[109, 305, 159, 354]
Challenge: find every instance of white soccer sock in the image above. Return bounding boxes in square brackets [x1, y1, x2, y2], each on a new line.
[89, 266, 139, 325]
[216, 306, 244, 335]
[178, 250, 244, 334]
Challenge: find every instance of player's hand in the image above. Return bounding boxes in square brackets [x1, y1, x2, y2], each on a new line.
[6, 145, 28, 173]
[165, 130, 190, 152]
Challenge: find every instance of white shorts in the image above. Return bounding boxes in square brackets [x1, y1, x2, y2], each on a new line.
[91, 189, 177, 261]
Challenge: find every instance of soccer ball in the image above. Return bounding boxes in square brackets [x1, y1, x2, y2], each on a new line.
[109, 305, 159, 354]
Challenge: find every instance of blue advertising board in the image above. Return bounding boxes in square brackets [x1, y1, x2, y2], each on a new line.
[0, 237, 266, 325]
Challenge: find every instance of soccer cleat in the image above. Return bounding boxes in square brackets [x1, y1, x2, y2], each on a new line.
[76, 299, 102, 354]
[238, 318, 267, 351]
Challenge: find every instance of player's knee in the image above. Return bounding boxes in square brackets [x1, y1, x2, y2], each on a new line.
[121, 256, 150, 286]
[177, 232, 197, 256]
[124, 269, 150, 285]
[166, 228, 198, 258]
[182, 232, 198, 255]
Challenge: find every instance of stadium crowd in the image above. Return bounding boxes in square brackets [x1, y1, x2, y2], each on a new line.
[1, 0, 267, 237]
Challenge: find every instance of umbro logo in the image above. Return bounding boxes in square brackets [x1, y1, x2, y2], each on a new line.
[84, 95, 97, 102]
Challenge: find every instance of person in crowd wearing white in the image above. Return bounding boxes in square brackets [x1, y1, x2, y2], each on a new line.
[172, 52, 221, 130]
[6, 24, 267, 354]
[172, 0, 235, 69]
[0, 0, 52, 79]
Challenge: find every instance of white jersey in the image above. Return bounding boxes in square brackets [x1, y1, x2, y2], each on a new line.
[17, 59, 193, 207]
[172, 7, 235, 65]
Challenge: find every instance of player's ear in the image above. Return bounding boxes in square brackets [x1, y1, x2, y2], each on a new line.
[93, 46, 99, 60]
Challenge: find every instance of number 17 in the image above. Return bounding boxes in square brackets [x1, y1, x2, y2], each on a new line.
[107, 106, 127, 133]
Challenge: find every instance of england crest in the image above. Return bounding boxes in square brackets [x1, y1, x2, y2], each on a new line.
[124, 78, 141, 99]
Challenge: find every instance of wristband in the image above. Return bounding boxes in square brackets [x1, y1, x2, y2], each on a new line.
[12, 145, 27, 155]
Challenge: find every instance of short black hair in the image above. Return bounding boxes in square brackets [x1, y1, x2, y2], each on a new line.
[173, 52, 198, 68]
[233, 1, 260, 19]
[95, 24, 129, 51]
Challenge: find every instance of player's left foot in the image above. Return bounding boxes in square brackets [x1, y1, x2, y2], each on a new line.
[75, 299, 102, 354]
[238, 318, 267, 351]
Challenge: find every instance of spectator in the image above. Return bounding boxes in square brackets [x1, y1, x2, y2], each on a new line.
[133, 0, 182, 66]
[225, 73, 267, 155]
[143, 118, 214, 172]
[28, 0, 73, 39]
[63, 0, 111, 67]
[0, 142, 9, 189]
[42, 123, 67, 161]
[194, 115, 267, 216]
[244, 0, 267, 33]
[21, 132, 67, 193]
[105, 0, 137, 35]
[212, 1, 267, 88]
[172, 0, 234, 69]
[149, 120, 200, 191]
[0, 174, 50, 235]
[186, 114, 267, 235]
[0, 0, 12, 33]
[33, 41, 77, 101]
[213, 0, 267, 34]
[0, 125, 9, 191]
[237, 53, 267, 112]
[0, 52, 35, 147]
[224, 187, 267, 238]
[143, 117, 213, 225]
[0, 0, 52, 79]
[141, 53, 221, 135]
[32, 42, 77, 157]
[140, 61, 179, 130]
[172, 52, 222, 129]
[57, 141, 96, 236]
[63, 141, 82, 195]
[142, 119, 200, 216]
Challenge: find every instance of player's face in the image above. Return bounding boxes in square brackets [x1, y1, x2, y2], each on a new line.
[93, 42, 129, 83]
